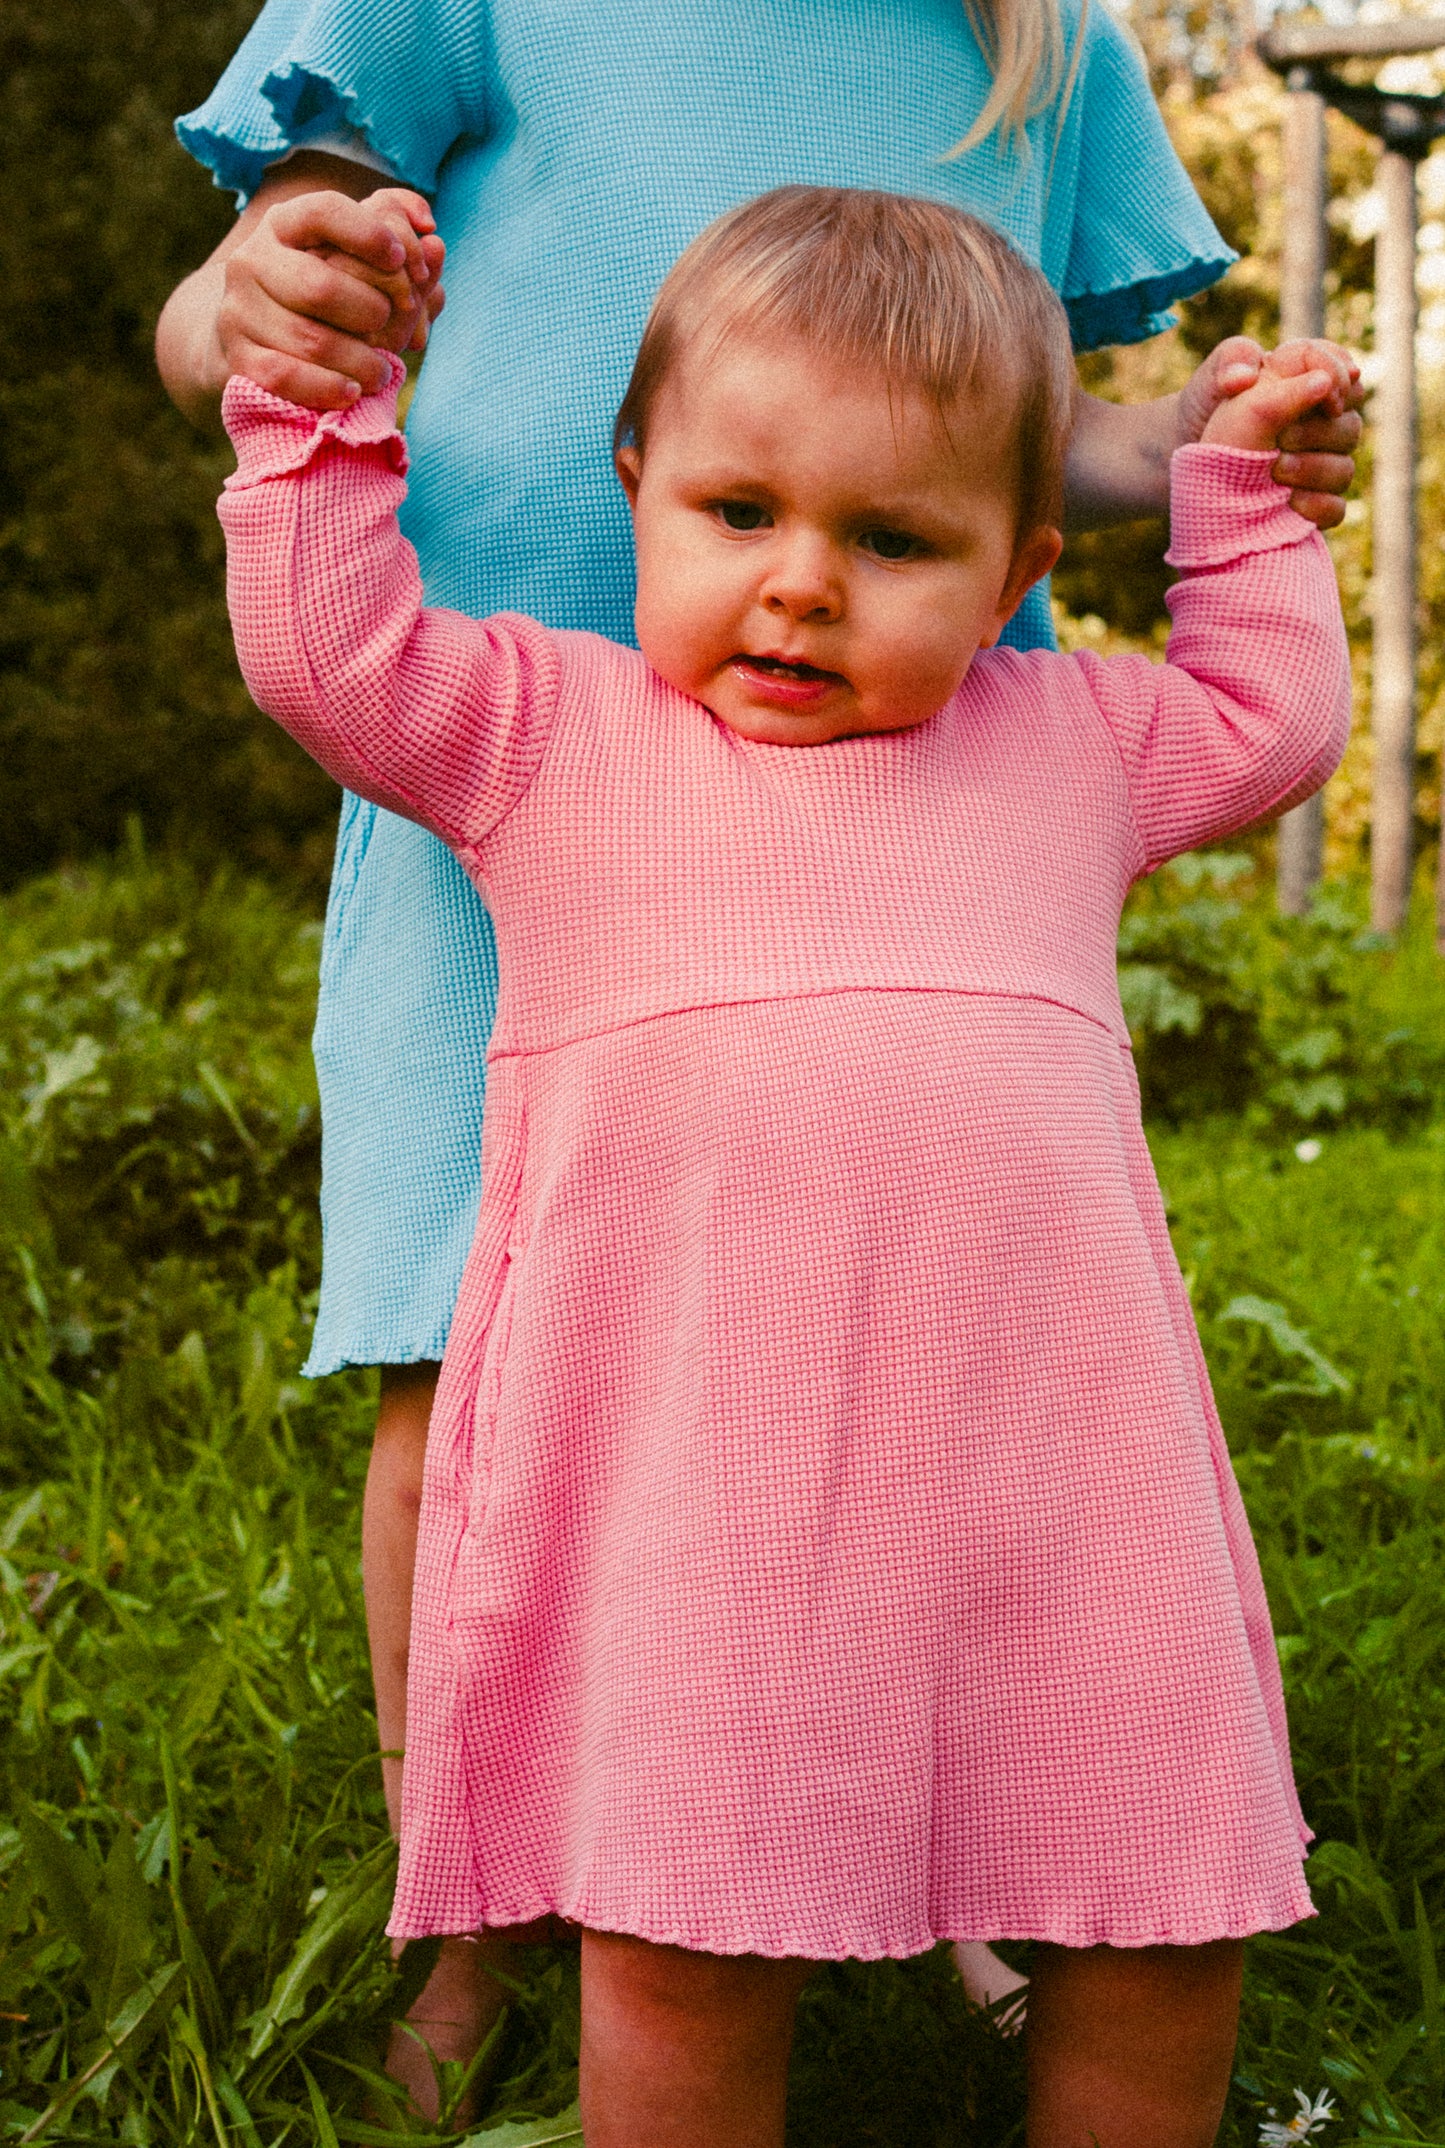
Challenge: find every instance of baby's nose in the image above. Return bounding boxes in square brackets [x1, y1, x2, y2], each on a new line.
[761, 534, 842, 619]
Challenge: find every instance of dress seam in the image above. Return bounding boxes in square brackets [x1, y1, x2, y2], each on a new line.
[484, 980, 1129, 1059]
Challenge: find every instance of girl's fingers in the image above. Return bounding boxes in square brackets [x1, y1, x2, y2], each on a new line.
[1273, 448, 1356, 497]
[1276, 407, 1363, 455]
[402, 277, 447, 352]
[410, 293, 448, 349]
[227, 337, 370, 410]
[1264, 338, 1359, 415]
[1208, 335, 1265, 386]
[1175, 337, 1263, 445]
[1285, 488, 1348, 532]
[302, 244, 434, 337]
[361, 184, 438, 236]
[1241, 366, 1336, 429]
[258, 247, 401, 335]
[221, 284, 396, 400]
[269, 188, 433, 281]
[227, 243, 433, 362]
[415, 231, 447, 295]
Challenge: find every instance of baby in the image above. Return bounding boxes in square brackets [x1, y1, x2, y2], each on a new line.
[219, 189, 1353, 2147]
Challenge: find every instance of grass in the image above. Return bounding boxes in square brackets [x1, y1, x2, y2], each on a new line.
[1, 837, 1444, 2144]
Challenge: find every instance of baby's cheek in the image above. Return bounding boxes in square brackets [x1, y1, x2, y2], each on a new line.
[634, 581, 712, 700]
[893, 619, 971, 715]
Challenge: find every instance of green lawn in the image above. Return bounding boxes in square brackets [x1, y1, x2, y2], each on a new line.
[2, 841, 1444, 2145]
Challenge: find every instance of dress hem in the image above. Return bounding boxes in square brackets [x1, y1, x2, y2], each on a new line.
[386, 1895, 1316, 1958]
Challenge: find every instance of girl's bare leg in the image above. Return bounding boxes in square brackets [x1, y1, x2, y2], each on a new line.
[579, 1930, 814, 2148]
[1026, 1939, 1244, 2148]
[363, 1364, 517, 2117]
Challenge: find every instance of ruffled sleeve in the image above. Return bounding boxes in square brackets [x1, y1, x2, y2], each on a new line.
[175, 0, 494, 203]
[1055, 4, 1234, 350]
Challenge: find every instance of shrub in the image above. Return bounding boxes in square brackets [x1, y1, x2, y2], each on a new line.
[1120, 853, 1445, 1130]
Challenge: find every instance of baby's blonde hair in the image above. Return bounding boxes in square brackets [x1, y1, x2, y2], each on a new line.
[614, 187, 1075, 534]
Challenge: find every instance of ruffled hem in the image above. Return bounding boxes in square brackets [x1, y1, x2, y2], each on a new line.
[178, 60, 427, 204]
[1064, 252, 1236, 353]
[262, 61, 429, 194]
[221, 361, 408, 488]
[301, 1333, 450, 1378]
[387, 1884, 1317, 1960]
[1166, 445, 1306, 569]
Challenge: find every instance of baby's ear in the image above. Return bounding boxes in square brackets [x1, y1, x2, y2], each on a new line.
[981, 524, 1063, 646]
[615, 444, 643, 511]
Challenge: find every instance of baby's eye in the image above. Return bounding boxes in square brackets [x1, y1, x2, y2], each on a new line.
[859, 527, 920, 562]
[715, 500, 771, 531]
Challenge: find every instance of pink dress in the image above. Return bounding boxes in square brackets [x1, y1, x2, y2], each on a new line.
[220, 369, 1350, 1959]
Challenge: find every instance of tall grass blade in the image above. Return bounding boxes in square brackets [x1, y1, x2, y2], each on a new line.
[17, 1961, 182, 2143]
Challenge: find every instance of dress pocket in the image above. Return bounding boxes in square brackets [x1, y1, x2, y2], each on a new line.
[467, 1242, 519, 1535]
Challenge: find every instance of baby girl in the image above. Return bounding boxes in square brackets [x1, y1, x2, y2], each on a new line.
[218, 187, 1353, 2147]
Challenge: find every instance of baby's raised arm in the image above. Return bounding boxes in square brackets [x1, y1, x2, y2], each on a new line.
[1076, 340, 1356, 868]
[218, 363, 559, 853]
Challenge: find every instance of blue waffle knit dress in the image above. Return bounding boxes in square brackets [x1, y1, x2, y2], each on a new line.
[179, 0, 1232, 1374]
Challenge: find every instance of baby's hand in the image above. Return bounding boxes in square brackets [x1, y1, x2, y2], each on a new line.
[1180, 336, 1362, 530]
[218, 187, 445, 411]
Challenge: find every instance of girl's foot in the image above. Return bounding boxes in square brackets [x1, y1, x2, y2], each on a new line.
[384, 1934, 517, 2125]
[953, 1939, 1028, 2029]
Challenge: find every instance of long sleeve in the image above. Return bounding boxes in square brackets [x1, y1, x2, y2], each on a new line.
[218, 360, 560, 856]
[1077, 444, 1352, 871]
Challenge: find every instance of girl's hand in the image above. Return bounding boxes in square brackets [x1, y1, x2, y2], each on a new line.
[1179, 336, 1362, 530]
[217, 186, 445, 410]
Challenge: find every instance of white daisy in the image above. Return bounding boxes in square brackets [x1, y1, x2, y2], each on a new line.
[1259, 2088, 1338, 2146]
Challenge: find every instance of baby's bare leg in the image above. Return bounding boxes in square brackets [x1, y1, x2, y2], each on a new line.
[580, 1930, 813, 2148]
[1026, 1939, 1244, 2148]
[363, 1365, 515, 2116]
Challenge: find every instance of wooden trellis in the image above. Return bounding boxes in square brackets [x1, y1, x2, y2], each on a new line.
[1259, 15, 1445, 941]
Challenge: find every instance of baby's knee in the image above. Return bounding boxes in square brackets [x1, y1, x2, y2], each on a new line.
[582, 1928, 812, 2031]
[1030, 1935, 1244, 2063]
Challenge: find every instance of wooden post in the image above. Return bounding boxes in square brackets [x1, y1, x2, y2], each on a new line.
[1277, 75, 1330, 916]
[1371, 148, 1419, 936]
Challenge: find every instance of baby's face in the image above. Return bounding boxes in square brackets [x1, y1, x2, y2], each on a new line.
[617, 336, 1061, 746]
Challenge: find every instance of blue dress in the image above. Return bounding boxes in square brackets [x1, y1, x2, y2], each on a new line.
[180, 0, 1231, 1373]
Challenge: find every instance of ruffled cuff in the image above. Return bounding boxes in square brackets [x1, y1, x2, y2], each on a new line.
[1165, 444, 1311, 571]
[1063, 254, 1235, 355]
[221, 353, 409, 489]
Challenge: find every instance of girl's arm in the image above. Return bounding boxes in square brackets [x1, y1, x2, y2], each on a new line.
[1066, 340, 1362, 535]
[217, 360, 558, 852]
[1077, 351, 1354, 868]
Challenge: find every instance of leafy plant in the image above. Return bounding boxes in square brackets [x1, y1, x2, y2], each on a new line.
[1120, 855, 1445, 1132]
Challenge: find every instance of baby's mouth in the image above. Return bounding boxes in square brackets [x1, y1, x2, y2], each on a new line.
[735, 654, 843, 684]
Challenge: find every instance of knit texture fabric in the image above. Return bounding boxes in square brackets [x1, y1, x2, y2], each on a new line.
[219, 371, 1350, 1954]
[182, 0, 1233, 1372]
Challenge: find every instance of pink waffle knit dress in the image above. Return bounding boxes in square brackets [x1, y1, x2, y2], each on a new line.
[220, 367, 1351, 1958]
